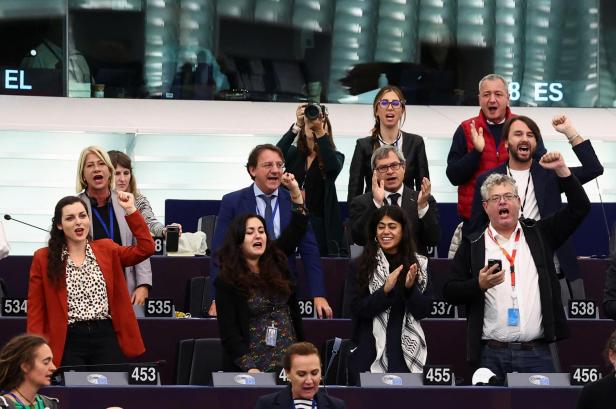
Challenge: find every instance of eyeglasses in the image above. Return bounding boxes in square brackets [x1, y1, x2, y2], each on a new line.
[378, 99, 404, 109]
[375, 162, 403, 173]
[259, 161, 285, 170]
[485, 193, 518, 203]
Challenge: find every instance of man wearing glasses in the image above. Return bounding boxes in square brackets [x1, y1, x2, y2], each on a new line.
[209, 144, 333, 319]
[465, 115, 603, 301]
[348, 145, 440, 256]
[443, 153, 590, 385]
[445, 74, 547, 255]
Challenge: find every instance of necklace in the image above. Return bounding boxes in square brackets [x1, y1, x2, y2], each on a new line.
[378, 130, 402, 148]
[12, 389, 42, 409]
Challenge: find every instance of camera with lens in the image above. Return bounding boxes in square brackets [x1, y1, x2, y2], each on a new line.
[304, 103, 327, 120]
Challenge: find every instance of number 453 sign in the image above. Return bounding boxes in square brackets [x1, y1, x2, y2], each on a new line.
[128, 365, 160, 385]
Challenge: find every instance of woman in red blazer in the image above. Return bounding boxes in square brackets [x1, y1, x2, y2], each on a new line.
[27, 192, 155, 367]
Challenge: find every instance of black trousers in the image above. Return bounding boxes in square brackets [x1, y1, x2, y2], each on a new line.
[62, 319, 125, 366]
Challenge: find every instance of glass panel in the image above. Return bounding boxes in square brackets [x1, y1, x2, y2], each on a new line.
[1, 0, 615, 107]
[0, 0, 65, 96]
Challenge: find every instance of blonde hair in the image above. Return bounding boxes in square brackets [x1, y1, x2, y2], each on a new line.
[75, 146, 115, 192]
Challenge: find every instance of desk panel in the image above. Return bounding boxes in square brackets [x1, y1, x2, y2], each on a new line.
[0, 256, 609, 318]
[2, 317, 613, 386]
[40, 385, 582, 409]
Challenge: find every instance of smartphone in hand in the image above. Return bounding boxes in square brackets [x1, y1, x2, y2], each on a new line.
[487, 259, 502, 273]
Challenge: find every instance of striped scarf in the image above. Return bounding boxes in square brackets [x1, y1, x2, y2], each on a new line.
[369, 248, 428, 373]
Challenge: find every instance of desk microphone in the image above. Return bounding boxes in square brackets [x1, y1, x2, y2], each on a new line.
[3, 214, 50, 233]
[322, 337, 342, 391]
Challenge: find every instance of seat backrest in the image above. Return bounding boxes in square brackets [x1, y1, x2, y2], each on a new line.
[189, 338, 224, 385]
[175, 338, 195, 385]
[187, 276, 213, 318]
[323, 338, 354, 386]
[197, 214, 218, 254]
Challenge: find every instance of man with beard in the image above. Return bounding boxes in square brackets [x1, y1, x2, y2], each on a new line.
[465, 115, 603, 300]
[446, 74, 546, 226]
[444, 157, 591, 385]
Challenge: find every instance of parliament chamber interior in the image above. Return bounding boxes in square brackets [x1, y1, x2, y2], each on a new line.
[1, 1, 616, 408]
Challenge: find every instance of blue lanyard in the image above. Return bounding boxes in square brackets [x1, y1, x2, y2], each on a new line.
[93, 204, 114, 241]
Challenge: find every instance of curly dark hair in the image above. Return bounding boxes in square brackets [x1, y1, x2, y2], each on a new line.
[356, 205, 419, 294]
[47, 196, 89, 287]
[0, 334, 49, 391]
[370, 85, 407, 150]
[296, 114, 335, 178]
[216, 214, 291, 298]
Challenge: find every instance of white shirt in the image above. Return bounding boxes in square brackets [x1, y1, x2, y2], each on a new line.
[372, 184, 429, 218]
[482, 223, 544, 342]
[0, 222, 9, 260]
[509, 168, 540, 220]
[253, 184, 280, 238]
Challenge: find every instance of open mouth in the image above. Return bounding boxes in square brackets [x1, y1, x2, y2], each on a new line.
[488, 106, 498, 114]
[498, 208, 509, 216]
[93, 175, 104, 182]
[380, 236, 393, 243]
[517, 144, 530, 154]
[253, 241, 263, 249]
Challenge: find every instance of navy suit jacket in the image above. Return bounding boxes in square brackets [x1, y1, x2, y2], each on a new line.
[210, 184, 325, 297]
[255, 386, 347, 409]
[464, 140, 603, 280]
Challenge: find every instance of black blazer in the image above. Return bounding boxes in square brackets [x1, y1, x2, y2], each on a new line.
[348, 186, 440, 256]
[443, 174, 590, 365]
[603, 256, 616, 319]
[465, 139, 603, 281]
[255, 386, 347, 409]
[277, 128, 345, 256]
[575, 370, 616, 409]
[347, 132, 429, 203]
[214, 211, 308, 371]
[346, 258, 433, 385]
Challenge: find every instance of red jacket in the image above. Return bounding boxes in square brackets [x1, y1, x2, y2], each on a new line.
[457, 108, 512, 219]
[27, 211, 155, 366]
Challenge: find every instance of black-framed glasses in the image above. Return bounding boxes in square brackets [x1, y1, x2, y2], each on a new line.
[375, 162, 403, 173]
[378, 99, 404, 109]
[485, 193, 518, 203]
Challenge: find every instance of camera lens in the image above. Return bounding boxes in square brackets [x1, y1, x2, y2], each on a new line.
[304, 104, 321, 120]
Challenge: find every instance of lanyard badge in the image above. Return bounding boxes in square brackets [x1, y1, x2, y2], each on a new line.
[265, 321, 278, 347]
[488, 228, 521, 327]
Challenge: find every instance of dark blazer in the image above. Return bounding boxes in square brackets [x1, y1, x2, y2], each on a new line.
[347, 132, 429, 203]
[211, 185, 325, 298]
[277, 128, 345, 256]
[27, 211, 154, 366]
[346, 258, 433, 384]
[255, 386, 347, 409]
[465, 139, 603, 281]
[602, 256, 616, 319]
[443, 174, 590, 365]
[348, 186, 440, 256]
[214, 211, 308, 371]
[575, 370, 616, 409]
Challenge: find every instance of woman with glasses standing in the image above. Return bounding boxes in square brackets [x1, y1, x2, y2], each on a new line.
[277, 104, 345, 256]
[347, 86, 429, 203]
